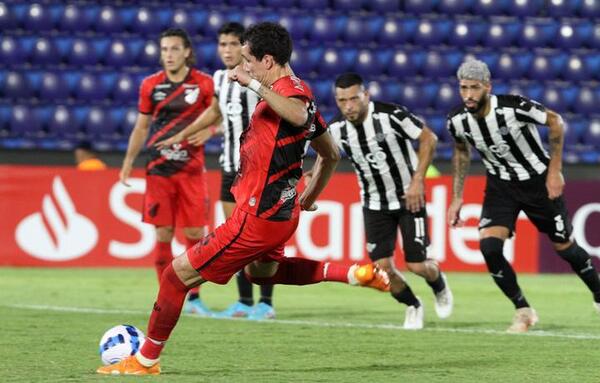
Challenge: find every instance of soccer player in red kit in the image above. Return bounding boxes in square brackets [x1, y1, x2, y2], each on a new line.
[98, 22, 389, 375]
[118, 29, 213, 316]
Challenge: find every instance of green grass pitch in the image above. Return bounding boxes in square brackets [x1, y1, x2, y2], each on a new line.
[0, 268, 599, 382]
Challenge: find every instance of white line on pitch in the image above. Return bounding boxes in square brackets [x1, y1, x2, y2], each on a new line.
[5, 303, 600, 341]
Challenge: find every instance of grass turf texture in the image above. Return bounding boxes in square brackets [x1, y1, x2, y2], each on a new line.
[0, 268, 599, 382]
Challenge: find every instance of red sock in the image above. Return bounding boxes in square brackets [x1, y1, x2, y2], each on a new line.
[245, 258, 349, 285]
[184, 237, 201, 297]
[140, 264, 189, 360]
[154, 242, 172, 281]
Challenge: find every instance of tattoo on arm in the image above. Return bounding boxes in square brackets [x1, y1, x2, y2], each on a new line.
[452, 141, 470, 199]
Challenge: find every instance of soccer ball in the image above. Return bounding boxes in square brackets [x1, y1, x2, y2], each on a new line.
[98, 325, 145, 365]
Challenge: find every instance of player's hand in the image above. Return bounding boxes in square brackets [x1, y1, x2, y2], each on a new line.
[546, 170, 564, 199]
[119, 163, 132, 187]
[228, 65, 252, 87]
[301, 202, 318, 211]
[403, 178, 425, 213]
[188, 129, 213, 147]
[155, 134, 182, 150]
[298, 192, 318, 211]
[447, 199, 464, 227]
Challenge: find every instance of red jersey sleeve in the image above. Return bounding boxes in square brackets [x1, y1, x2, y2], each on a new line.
[138, 77, 153, 115]
[275, 76, 311, 102]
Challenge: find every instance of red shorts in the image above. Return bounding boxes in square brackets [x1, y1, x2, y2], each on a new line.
[142, 172, 209, 228]
[188, 208, 299, 284]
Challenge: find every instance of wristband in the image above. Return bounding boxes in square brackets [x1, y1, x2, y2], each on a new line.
[248, 79, 262, 93]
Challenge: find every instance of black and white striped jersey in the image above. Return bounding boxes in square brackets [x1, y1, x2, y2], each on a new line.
[447, 94, 550, 181]
[329, 101, 423, 211]
[213, 69, 260, 173]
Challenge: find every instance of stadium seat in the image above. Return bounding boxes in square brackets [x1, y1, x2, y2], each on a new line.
[0, 2, 16, 30]
[111, 74, 138, 103]
[2, 71, 33, 100]
[279, 14, 311, 41]
[387, 49, 425, 78]
[423, 50, 464, 78]
[75, 73, 108, 102]
[366, 80, 383, 102]
[332, 0, 366, 11]
[303, 0, 329, 8]
[555, 21, 586, 49]
[572, 87, 596, 116]
[195, 41, 217, 71]
[546, 0, 581, 17]
[67, 38, 101, 67]
[39, 72, 70, 101]
[472, 0, 510, 15]
[120, 107, 138, 136]
[105, 39, 142, 68]
[290, 45, 323, 76]
[413, 19, 453, 46]
[85, 106, 118, 138]
[582, 119, 600, 148]
[437, 0, 475, 14]
[378, 17, 418, 45]
[59, 4, 91, 32]
[229, 0, 261, 6]
[540, 84, 572, 113]
[94, 5, 124, 33]
[30, 37, 61, 66]
[582, 52, 600, 81]
[318, 48, 356, 77]
[509, 0, 543, 17]
[495, 50, 531, 80]
[367, 0, 401, 12]
[483, 17, 521, 48]
[520, 82, 543, 102]
[263, 0, 297, 9]
[0, 36, 26, 66]
[562, 54, 589, 82]
[434, 82, 461, 111]
[23, 3, 55, 32]
[528, 50, 566, 81]
[579, 0, 600, 17]
[203, 10, 233, 37]
[404, 0, 437, 13]
[310, 80, 335, 108]
[399, 82, 438, 111]
[131, 7, 170, 36]
[308, 16, 347, 43]
[563, 117, 585, 146]
[352, 50, 381, 76]
[519, 19, 558, 48]
[450, 19, 486, 47]
[343, 16, 383, 45]
[10, 105, 42, 137]
[48, 105, 79, 137]
[137, 40, 160, 67]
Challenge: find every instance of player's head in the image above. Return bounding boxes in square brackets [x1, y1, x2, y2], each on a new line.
[241, 22, 292, 81]
[457, 59, 492, 114]
[334, 72, 370, 124]
[217, 22, 244, 69]
[159, 28, 195, 73]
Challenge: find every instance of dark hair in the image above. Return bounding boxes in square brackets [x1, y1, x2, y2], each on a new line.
[159, 28, 196, 66]
[334, 72, 364, 89]
[218, 22, 245, 39]
[242, 22, 292, 65]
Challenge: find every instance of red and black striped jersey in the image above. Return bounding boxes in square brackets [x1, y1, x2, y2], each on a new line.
[138, 68, 214, 176]
[231, 75, 326, 221]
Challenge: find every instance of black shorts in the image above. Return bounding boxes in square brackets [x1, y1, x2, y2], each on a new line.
[220, 170, 237, 203]
[363, 206, 429, 263]
[480, 173, 572, 243]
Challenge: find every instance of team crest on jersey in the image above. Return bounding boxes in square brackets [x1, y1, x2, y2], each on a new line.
[489, 141, 510, 157]
[153, 91, 167, 101]
[499, 126, 510, 135]
[375, 132, 386, 142]
[184, 88, 199, 104]
[290, 75, 304, 91]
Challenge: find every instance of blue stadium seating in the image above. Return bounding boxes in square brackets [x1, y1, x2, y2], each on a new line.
[472, 0, 510, 16]
[0, 36, 25, 66]
[39, 72, 70, 101]
[368, 0, 401, 12]
[451, 19, 486, 47]
[437, 0, 475, 14]
[30, 37, 61, 66]
[94, 5, 124, 34]
[59, 4, 92, 32]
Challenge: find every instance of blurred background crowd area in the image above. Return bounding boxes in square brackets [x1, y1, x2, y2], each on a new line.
[1, 0, 599, 165]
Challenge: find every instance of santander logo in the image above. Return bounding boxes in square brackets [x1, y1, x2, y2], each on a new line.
[15, 176, 98, 261]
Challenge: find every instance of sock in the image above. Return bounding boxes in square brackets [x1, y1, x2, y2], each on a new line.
[140, 264, 190, 361]
[246, 258, 349, 285]
[557, 243, 600, 302]
[236, 271, 254, 306]
[154, 242, 172, 281]
[392, 285, 420, 307]
[480, 237, 529, 309]
[259, 284, 274, 306]
[185, 237, 201, 301]
[427, 272, 446, 294]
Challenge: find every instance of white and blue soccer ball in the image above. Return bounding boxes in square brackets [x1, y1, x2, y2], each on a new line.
[99, 325, 145, 365]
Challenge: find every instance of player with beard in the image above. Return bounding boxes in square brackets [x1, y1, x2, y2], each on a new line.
[447, 59, 600, 333]
[119, 29, 213, 316]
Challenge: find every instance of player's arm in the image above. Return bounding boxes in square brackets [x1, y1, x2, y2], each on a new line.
[229, 66, 308, 127]
[404, 126, 437, 213]
[545, 109, 565, 199]
[447, 138, 471, 227]
[120, 113, 151, 186]
[299, 132, 341, 211]
[155, 97, 222, 149]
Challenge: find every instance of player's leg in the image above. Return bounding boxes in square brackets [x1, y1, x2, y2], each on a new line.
[524, 192, 600, 313]
[181, 226, 212, 316]
[154, 226, 174, 280]
[218, 171, 257, 318]
[400, 207, 453, 319]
